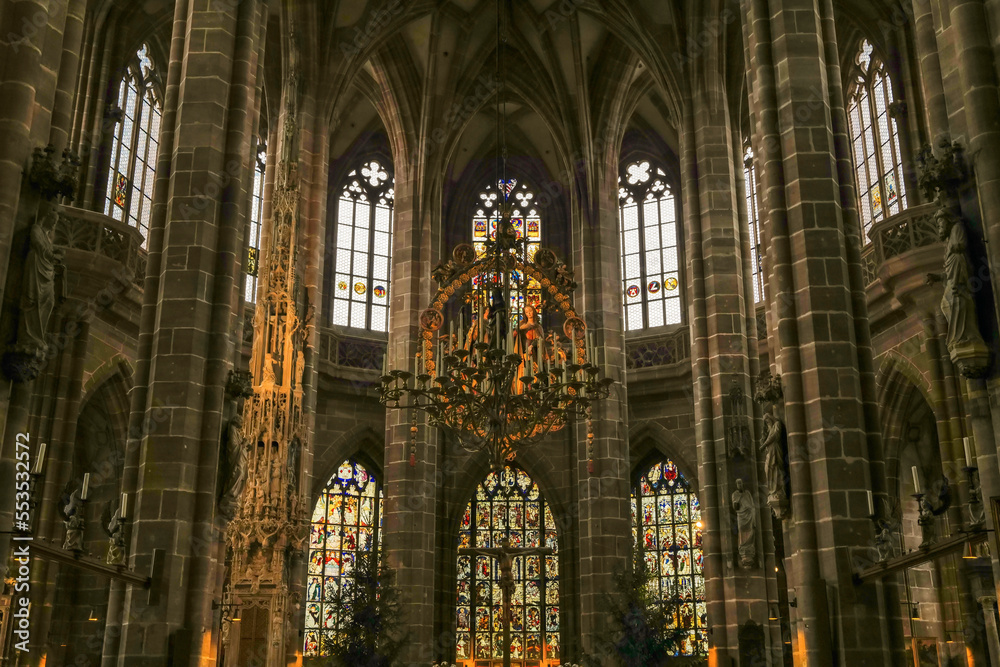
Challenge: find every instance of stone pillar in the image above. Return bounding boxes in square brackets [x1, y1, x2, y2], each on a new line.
[743, 0, 894, 662]
[572, 147, 631, 663]
[100, 2, 185, 662]
[114, 0, 265, 664]
[47, 0, 86, 153]
[979, 596, 1000, 667]
[681, 59, 777, 660]
[382, 166, 440, 665]
[913, 0, 950, 143]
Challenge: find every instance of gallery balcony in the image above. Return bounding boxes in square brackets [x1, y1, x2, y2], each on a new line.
[52, 205, 145, 323]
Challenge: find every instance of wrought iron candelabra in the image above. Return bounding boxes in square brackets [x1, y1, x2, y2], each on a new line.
[380, 215, 614, 471]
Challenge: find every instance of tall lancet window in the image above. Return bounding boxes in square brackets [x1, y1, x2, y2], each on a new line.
[245, 150, 265, 302]
[848, 39, 908, 241]
[303, 459, 383, 656]
[619, 160, 682, 331]
[331, 159, 394, 332]
[743, 146, 765, 303]
[471, 179, 543, 325]
[632, 459, 707, 656]
[104, 44, 162, 246]
[455, 465, 560, 666]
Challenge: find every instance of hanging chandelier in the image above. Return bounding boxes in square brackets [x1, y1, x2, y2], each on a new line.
[379, 211, 613, 470]
[379, 0, 613, 470]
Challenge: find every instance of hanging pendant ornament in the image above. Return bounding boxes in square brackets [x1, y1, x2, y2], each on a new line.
[409, 409, 418, 467]
[379, 0, 613, 472]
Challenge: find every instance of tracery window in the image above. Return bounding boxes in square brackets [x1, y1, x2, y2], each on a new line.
[104, 44, 162, 246]
[331, 160, 394, 332]
[455, 465, 560, 666]
[303, 459, 383, 656]
[619, 160, 682, 331]
[632, 459, 707, 656]
[471, 179, 543, 326]
[245, 153, 265, 302]
[743, 146, 765, 303]
[848, 39, 908, 242]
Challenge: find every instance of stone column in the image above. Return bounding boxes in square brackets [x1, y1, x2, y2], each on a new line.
[744, 0, 895, 662]
[682, 61, 777, 659]
[382, 167, 440, 665]
[571, 147, 631, 663]
[913, 0, 950, 143]
[115, 0, 265, 664]
[979, 596, 1000, 667]
[101, 1, 186, 661]
[47, 0, 86, 153]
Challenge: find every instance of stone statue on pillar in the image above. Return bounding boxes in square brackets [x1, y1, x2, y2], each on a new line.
[731, 478, 757, 568]
[759, 413, 789, 520]
[17, 202, 64, 351]
[934, 205, 989, 376]
[219, 413, 249, 519]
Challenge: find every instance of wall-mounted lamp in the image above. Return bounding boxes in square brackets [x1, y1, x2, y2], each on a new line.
[768, 604, 779, 621]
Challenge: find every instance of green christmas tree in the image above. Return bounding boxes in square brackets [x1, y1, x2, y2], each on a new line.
[321, 551, 408, 667]
[586, 548, 705, 667]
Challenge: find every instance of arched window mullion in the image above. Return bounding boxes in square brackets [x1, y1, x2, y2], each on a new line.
[330, 159, 394, 332]
[632, 458, 707, 656]
[303, 458, 383, 657]
[619, 160, 681, 331]
[849, 39, 908, 242]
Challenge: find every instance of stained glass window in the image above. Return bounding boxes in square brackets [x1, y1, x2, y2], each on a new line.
[331, 160, 394, 332]
[471, 180, 543, 327]
[848, 39, 908, 242]
[245, 152, 265, 302]
[304, 459, 383, 656]
[631, 459, 707, 656]
[455, 465, 560, 666]
[743, 146, 765, 303]
[104, 44, 161, 247]
[619, 160, 682, 331]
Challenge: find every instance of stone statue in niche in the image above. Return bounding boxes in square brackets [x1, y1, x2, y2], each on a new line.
[731, 478, 757, 568]
[933, 205, 989, 375]
[725, 378, 750, 458]
[17, 203, 64, 352]
[219, 414, 248, 518]
[760, 413, 789, 520]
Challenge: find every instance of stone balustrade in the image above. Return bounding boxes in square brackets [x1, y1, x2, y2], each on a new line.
[862, 203, 939, 286]
[625, 326, 690, 370]
[53, 205, 146, 287]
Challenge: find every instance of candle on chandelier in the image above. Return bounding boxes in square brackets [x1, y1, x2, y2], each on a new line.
[866, 490, 874, 516]
[964, 436, 975, 469]
[911, 466, 920, 494]
[81, 473, 90, 501]
[120, 492, 128, 520]
[382, 352, 388, 376]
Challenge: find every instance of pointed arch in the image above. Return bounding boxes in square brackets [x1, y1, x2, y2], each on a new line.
[454, 464, 562, 665]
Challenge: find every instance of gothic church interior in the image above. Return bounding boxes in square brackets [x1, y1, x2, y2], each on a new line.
[2, 0, 1000, 666]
